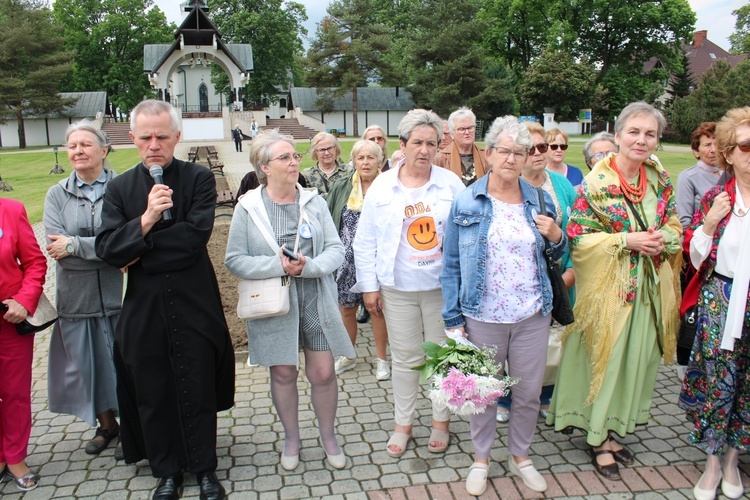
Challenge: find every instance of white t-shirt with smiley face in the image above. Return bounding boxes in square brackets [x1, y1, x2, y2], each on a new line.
[393, 183, 450, 291]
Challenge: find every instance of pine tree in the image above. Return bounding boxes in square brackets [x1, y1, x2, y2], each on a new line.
[0, 0, 75, 148]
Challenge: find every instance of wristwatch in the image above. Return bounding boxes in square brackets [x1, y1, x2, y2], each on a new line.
[65, 240, 75, 256]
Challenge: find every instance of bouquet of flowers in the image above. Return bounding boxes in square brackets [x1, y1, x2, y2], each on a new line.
[413, 333, 518, 416]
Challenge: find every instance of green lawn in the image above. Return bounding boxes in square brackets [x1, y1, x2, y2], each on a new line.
[1, 140, 696, 224]
[0, 149, 143, 223]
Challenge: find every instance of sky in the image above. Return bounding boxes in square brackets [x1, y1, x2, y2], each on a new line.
[153, 0, 740, 52]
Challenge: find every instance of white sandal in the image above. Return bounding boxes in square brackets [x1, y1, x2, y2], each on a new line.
[466, 462, 489, 496]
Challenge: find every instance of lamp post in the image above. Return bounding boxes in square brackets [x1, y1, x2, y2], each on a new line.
[50, 146, 64, 174]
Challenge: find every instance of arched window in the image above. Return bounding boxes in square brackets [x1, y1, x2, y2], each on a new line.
[199, 83, 208, 112]
[279, 98, 287, 108]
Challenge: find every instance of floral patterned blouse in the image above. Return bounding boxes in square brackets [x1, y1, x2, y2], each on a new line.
[467, 197, 542, 323]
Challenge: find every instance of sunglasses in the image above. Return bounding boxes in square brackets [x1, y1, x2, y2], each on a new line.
[529, 143, 549, 154]
[549, 144, 568, 151]
[731, 141, 750, 152]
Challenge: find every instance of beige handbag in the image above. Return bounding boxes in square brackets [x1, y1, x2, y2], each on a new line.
[236, 199, 303, 320]
[16, 293, 58, 335]
[542, 323, 564, 386]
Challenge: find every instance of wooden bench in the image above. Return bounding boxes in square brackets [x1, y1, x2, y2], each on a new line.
[215, 189, 235, 218]
[187, 147, 199, 162]
[206, 155, 224, 176]
[206, 146, 219, 160]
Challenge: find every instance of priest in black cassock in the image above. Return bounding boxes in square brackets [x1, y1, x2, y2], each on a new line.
[95, 100, 234, 500]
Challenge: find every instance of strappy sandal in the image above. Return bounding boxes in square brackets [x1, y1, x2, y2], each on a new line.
[428, 428, 450, 453]
[386, 431, 412, 458]
[5, 467, 40, 491]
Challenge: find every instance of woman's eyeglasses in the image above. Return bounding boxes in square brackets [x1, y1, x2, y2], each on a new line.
[731, 141, 750, 152]
[315, 145, 337, 154]
[549, 144, 568, 151]
[529, 143, 549, 154]
[591, 151, 615, 162]
[270, 153, 303, 163]
[490, 146, 527, 162]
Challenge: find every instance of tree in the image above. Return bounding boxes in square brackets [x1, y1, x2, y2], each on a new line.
[0, 0, 75, 148]
[667, 60, 750, 142]
[481, 0, 556, 74]
[730, 4, 750, 55]
[558, 0, 696, 79]
[305, 0, 392, 136]
[666, 53, 695, 108]
[406, 0, 516, 120]
[210, 0, 307, 104]
[53, 0, 174, 113]
[519, 49, 598, 120]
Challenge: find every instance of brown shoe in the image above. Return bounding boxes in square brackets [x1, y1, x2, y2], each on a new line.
[611, 445, 634, 465]
[588, 448, 621, 481]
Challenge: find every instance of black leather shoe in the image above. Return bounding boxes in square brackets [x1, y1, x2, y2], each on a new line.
[197, 471, 225, 500]
[356, 305, 370, 324]
[588, 448, 621, 481]
[153, 473, 183, 500]
[612, 445, 635, 465]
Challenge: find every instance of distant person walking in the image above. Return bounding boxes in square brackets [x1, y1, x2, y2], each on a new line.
[251, 119, 258, 140]
[232, 125, 244, 152]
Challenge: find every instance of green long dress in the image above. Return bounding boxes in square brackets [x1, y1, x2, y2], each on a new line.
[546, 163, 680, 446]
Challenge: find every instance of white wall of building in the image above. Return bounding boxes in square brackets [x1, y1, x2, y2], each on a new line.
[0, 117, 91, 148]
[182, 117, 224, 141]
[170, 66, 223, 112]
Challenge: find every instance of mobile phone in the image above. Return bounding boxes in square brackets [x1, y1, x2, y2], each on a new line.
[282, 247, 299, 261]
[0, 302, 8, 312]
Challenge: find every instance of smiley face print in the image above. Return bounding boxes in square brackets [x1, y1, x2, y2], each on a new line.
[407, 216, 438, 251]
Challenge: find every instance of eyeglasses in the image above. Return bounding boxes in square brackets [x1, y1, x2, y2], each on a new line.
[490, 146, 527, 162]
[270, 153, 303, 163]
[591, 151, 615, 162]
[730, 141, 750, 152]
[549, 144, 568, 151]
[316, 145, 336, 154]
[456, 126, 476, 134]
[529, 143, 549, 154]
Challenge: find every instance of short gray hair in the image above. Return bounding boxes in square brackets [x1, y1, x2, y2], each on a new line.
[65, 119, 109, 148]
[485, 116, 533, 150]
[309, 132, 340, 162]
[614, 101, 666, 138]
[249, 129, 296, 186]
[583, 132, 616, 165]
[350, 139, 384, 165]
[398, 109, 443, 143]
[362, 124, 388, 157]
[448, 107, 476, 133]
[130, 99, 180, 133]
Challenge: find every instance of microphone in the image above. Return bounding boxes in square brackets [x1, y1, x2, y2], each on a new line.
[148, 165, 172, 221]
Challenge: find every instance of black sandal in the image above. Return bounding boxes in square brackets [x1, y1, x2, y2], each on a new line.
[588, 448, 621, 481]
[85, 423, 120, 455]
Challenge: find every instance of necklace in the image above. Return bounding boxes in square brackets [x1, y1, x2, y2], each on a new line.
[611, 157, 647, 203]
[732, 206, 748, 217]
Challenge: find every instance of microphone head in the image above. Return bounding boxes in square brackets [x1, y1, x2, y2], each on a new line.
[149, 165, 164, 180]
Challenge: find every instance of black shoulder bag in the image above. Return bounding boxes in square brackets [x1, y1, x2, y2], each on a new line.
[536, 187, 575, 326]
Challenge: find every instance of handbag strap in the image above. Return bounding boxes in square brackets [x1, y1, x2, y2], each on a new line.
[240, 193, 304, 254]
[623, 196, 648, 232]
[535, 186, 553, 254]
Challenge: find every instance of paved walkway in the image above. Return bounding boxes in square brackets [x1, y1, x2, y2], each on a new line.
[6, 141, 748, 499]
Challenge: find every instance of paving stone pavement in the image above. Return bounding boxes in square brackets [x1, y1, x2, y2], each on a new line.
[6, 141, 749, 499]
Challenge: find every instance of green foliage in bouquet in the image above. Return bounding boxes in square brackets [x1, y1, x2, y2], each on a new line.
[412, 338, 501, 384]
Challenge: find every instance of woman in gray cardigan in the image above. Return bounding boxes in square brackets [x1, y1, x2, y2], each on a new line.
[44, 120, 122, 457]
[225, 130, 354, 472]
